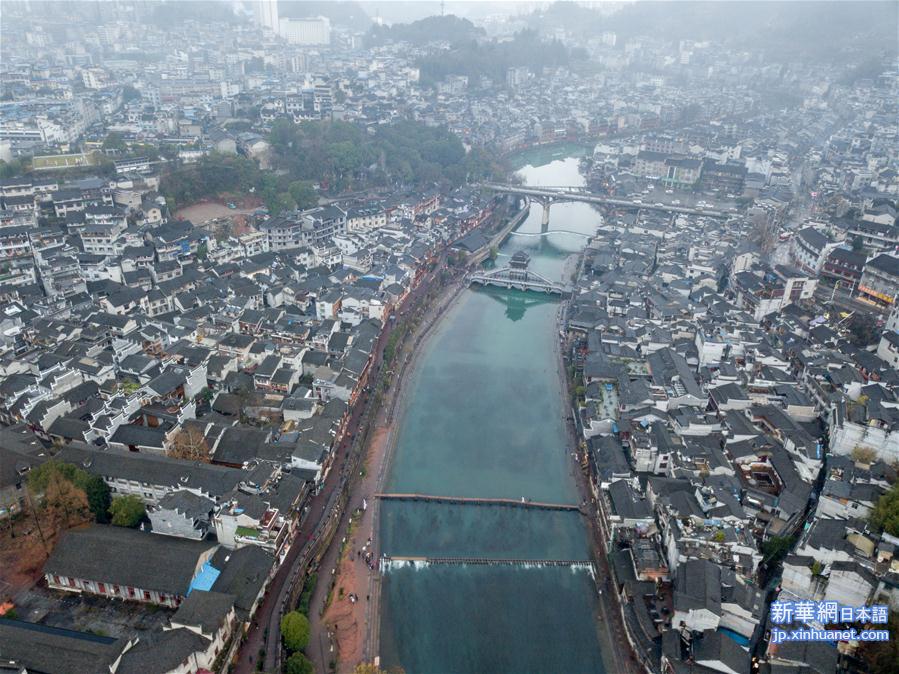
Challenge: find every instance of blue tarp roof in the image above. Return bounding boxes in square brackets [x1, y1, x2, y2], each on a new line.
[718, 627, 750, 647]
[187, 560, 220, 595]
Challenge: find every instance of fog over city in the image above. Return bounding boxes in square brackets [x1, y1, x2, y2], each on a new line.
[0, 2, 898, 674]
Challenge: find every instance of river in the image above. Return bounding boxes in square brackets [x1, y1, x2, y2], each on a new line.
[377, 153, 607, 673]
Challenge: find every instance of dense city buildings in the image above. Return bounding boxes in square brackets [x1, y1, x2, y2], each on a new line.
[0, 2, 897, 674]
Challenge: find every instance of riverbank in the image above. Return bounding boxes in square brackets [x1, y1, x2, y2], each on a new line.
[555, 252, 644, 674]
[341, 153, 608, 673]
[306, 199, 530, 672]
[314, 270, 470, 673]
[504, 140, 591, 166]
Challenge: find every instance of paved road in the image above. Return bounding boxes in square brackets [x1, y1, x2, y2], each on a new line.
[303, 262, 460, 673]
[815, 285, 888, 316]
[305, 266, 469, 674]
[232, 327, 391, 674]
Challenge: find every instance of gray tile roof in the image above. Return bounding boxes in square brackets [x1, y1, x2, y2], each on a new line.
[44, 525, 215, 596]
[0, 619, 127, 674]
[56, 444, 244, 501]
[171, 589, 235, 635]
[116, 627, 210, 674]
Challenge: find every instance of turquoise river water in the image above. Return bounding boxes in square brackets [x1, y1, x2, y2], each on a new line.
[378, 152, 607, 674]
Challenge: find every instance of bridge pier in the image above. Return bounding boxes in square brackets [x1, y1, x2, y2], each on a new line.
[541, 200, 551, 230]
[483, 183, 729, 220]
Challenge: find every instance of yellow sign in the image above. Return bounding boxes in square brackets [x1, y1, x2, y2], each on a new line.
[858, 285, 895, 303]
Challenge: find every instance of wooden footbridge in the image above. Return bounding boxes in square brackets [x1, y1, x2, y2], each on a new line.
[375, 492, 582, 512]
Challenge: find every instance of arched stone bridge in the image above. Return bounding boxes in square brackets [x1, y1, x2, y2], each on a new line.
[468, 265, 571, 296]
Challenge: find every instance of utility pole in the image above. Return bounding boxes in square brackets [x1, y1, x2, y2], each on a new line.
[25, 487, 50, 556]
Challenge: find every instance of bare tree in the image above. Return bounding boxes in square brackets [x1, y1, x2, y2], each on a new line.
[168, 425, 211, 462]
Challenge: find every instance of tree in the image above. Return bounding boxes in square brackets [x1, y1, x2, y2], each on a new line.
[42, 470, 89, 528]
[27, 461, 93, 527]
[120, 380, 140, 395]
[857, 612, 899, 674]
[355, 664, 405, 674]
[0, 158, 29, 179]
[870, 483, 899, 538]
[847, 313, 880, 347]
[82, 475, 111, 523]
[280, 611, 310, 652]
[761, 535, 795, 564]
[168, 426, 211, 462]
[288, 181, 318, 210]
[102, 132, 126, 152]
[851, 445, 877, 465]
[109, 495, 146, 528]
[285, 652, 314, 674]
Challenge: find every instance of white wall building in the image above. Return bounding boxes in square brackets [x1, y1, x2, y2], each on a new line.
[279, 16, 331, 45]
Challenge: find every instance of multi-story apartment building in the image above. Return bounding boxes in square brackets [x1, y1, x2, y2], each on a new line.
[858, 254, 899, 308]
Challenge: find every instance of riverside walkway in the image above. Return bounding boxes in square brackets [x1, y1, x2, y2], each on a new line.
[375, 492, 582, 512]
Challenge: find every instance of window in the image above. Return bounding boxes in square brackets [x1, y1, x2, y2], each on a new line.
[98, 583, 106, 594]
[144, 591, 151, 601]
[128, 587, 136, 598]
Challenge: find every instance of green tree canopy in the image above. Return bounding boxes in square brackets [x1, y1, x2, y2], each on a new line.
[102, 132, 127, 151]
[870, 483, 899, 538]
[109, 494, 146, 528]
[83, 474, 112, 523]
[415, 29, 571, 87]
[280, 611, 310, 652]
[288, 181, 318, 210]
[268, 118, 501, 194]
[160, 118, 505, 211]
[761, 535, 795, 564]
[285, 652, 314, 674]
[0, 158, 29, 179]
[847, 313, 880, 347]
[27, 461, 110, 521]
[366, 15, 484, 46]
